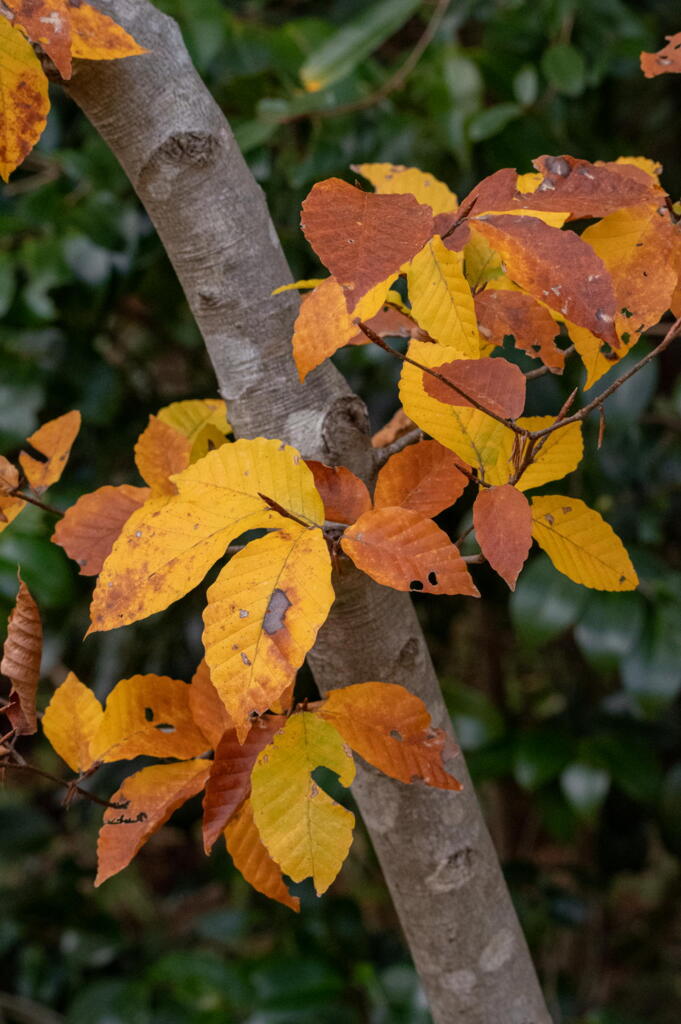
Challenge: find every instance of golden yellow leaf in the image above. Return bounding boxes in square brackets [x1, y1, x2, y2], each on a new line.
[514, 417, 584, 491]
[19, 410, 81, 493]
[614, 156, 663, 184]
[565, 320, 638, 391]
[407, 236, 480, 356]
[463, 231, 504, 291]
[225, 797, 300, 911]
[531, 495, 638, 591]
[68, 2, 147, 61]
[272, 279, 326, 295]
[516, 171, 543, 194]
[251, 712, 355, 896]
[0, 17, 49, 181]
[133, 415, 191, 496]
[351, 163, 457, 215]
[42, 672, 104, 773]
[156, 398, 231, 455]
[398, 340, 515, 482]
[3, 0, 73, 78]
[91, 674, 209, 762]
[89, 438, 323, 632]
[203, 525, 334, 741]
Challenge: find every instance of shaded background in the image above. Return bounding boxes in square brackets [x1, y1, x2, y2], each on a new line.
[1, 0, 681, 1021]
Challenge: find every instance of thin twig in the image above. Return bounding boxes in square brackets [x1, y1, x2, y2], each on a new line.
[1, 760, 125, 810]
[375, 428, 423, 467]
[524, 344, 575, 379]
[462, 553, 485, 564]
[258, 493, 315, 529]
[8, 489, 62, 517]
[281, 0, 453, 124]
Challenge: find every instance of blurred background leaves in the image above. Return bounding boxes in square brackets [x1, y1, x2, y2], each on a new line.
[1, 0, 681, 1021]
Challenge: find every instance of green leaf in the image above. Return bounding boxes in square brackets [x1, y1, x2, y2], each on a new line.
[561, 763, 610, 819]
[468, 102, 522, 142]
[513, 729, 574, 790]
[510, 556, 588, 648]
[540, 43, 586, 97]
[448, 683, 505, 750]
[659, 764, 681, 857]
[573, 591, 645, 672]
[621, 602, 681, 713]
[299, 0, 422, 92]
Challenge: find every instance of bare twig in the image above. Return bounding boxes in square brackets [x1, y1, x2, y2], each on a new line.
[375, 427, 423, 467]
[8, 489, 62, 517]
[524, 344, 575, 379]
[1, 759, 126, 810]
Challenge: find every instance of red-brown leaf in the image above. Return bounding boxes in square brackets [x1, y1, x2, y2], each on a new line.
[301, 178, 433, 306]
[52, 484, 150, 576]
[473, 484, 532, 590]
[3, 0, 73, 78]
[347, 307, 418, 346]
[202, 715, 285, 853]
[374, 440, 469, 517]
[641, 33, 681, 78]
[306, 461, 371, 525]
[471, 215, 619, 347]
[188, 658, 232, 750]
[475, 289, 565, 371]
[1, 575, 42, 734]
[423, 356, 527, 420]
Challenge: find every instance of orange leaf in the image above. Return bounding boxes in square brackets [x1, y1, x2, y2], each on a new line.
[471, 215, 619, 347]
[306, 461, 371, 524]
[95, 759, 210, 886]
[346, 306, 417, 346]
[0, 17, 49, 181]
[374, 440, 469, 517]
[52, 484, 150, 576]
[473, 484, 532, 590]
[92, 674, 209, 763]
[371, 408, 416, 448]
[474, 289, 565, 371]
[1, 575, 41, 735]
[319, 682, 461, 789]
[188, 659, 232, 750]
[291, 276, 358, 381]
[423, 356, 527, 420]
[300, 178, 433, 307]
[68, 1, 147, 61]
[3, 0, 72, 78]
[641, 33, 681, 77]
[42, 672, 103, 772]
[19, 410, 81, 493]
[0, 457, 24, 534]
[202, 716, 284, 853]
[225, 797, 300, 911]
[134, 416, 191, 496]
[341, 507, 479, 596]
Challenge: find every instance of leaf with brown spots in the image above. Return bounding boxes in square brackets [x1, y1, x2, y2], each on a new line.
[52, 484, 150, 576]
[19, 410, 81, 493]
[95, 759, 210, 886]
[3, 0, 73, 77]
[305, 461, 371, 524]
[474, 288, 565, 371]
[351, 162, 457, 215]
[300, 177, 433, 307]
[0, 17, 49, 181]
[42, 672, 104, 772]
[470, 215, 619, 347]
[423, 355, 527, 420]
[374, 440, 469, 518]
[134, 415, 191, 496]
[67, 0, 147, 62]
[1, 575, 41, 734]
[319, 682, 461, 789]
[202, 716, 284, 853]
[202, 525, 334, 741]
[341, 507, 479, 596]
[641, 32, 681, 78]
[473, 484, 532, 590]
[225, 797, 300, 911]
[91, 674, 209, 763]
[188, 659, 232, 750]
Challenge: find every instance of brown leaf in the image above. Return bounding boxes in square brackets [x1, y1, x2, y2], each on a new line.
[202, 716, 284, 853]
[471, 215, 619, 347]
[371, 408, 416, 448]
[3, 0, 73, 78]
[1, 575, 42, 734]
[641, 33, 681, 77]
[475, 288, 565, 371]
[473, 484, 532, 590]
[301, 178, 433, 306]
[423, 356, 527, 420]
[52, 484, 150, 576]
[0, 456, 19, 495]
[305, 461, 371, 525]
[374, 440, 469, 517]
[188, 659, 232, 750]
[19, 410, 81, 493]
[134, 416, 191, 495]
[341, 507, 479, 596]
[225, 797, 300, 911]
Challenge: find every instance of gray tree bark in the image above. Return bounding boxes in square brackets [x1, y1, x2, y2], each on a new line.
[65, 4, 552, 1021]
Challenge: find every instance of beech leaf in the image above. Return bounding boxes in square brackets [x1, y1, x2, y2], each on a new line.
[19, 410, 81, 493]
[52, 484, 150, 576]
[423, 356, 527, 420]
[225, 797, 300, 911]
[374, 440, 469, 518]
[0, 17, 49, 181]
[640, 33, 681, 78]
[3, 0, 72, 77]
[42, 672, 104, 773]
[406, 236, 480, 356]
[473, 484, 533, 590]
[351, 162, 457, 215]
[0, 456, 24, 535]
[156, 398, 231, 462]
[306, 461, 371, 524]
[188, 659, 232, 750]
[134, 416, 191, 495]
[1, 575, 42, 735]
[474, 287, 565, 371]
[514, 417, 584, 492]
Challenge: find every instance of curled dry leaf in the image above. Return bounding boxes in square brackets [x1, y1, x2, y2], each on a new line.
[42, 672, 104, 773]
[640, 33, 681, 78]
[188, 659, 232, 750]
[305, 461, 371, 524]
[19, 410, 81, 493]
[1, 575, 42, 734]
[202, 716, 285, 853]
[134, 415, 191, 496]
[423, 356, 527, 420]
[301, 177, 433, 307]
[474, 288, 565, 371]
[319, 682, 461, 789]
[341, 506, 479, 597]
[0, 17, 50, 181]
[473, 484, 532, 590]
[225, 797, 300, 911]
[351, 163, 457, 216]
[373, 440, 469, 518]
[52, 484, 150, 576]
[95, 759, 210, 886]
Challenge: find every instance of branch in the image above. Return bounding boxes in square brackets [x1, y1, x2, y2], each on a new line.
[8, 489, 62, 517]
[524, 344, 575, 379]
[1, 759, 126, 810]
[375, 427, 423, 467]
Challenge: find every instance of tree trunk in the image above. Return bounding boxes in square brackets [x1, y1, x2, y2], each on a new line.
[66, 4, 552, 1021]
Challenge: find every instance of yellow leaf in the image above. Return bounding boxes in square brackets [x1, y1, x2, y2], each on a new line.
[250, 712, 355, 895]
[614, 156, 663, 184]
[19, 410, 81, 493]
[89, 438, 323, 632]
[156, 398, 231, 451]
[203, 525, 334, 741]
[398, 340, 514, 482]
[531, 495, 638, 591]
[134, 415, 191, 496]
[42, 672, 104, 773]
[272, 279, 326, 295]
[463, 231, 504, 291]
[292, 276, 359, 382]
[68, 2, 147, 61]
[225, 797, 300, 911]
[516, 171, 543, 194]
[476, 209, 570, 227]
[515, 417, 584, 491]
[0, 17, 49, 181]
[351, 163, 458, 215]
[407, 236, 480, 356]
[565, 320, 637, 391]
